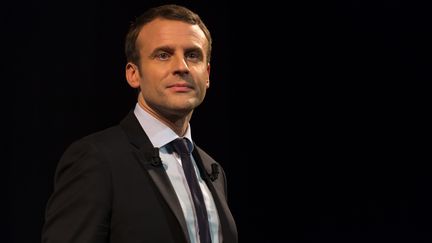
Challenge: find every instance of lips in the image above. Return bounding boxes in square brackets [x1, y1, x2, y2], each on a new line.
[167, 82, 194, 92]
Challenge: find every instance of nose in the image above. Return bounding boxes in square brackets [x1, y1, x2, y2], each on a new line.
[172, 55, 190, 76]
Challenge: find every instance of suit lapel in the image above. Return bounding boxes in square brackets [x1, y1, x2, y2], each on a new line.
[193, 148, 238, 243]
[120, 112, 190, 243]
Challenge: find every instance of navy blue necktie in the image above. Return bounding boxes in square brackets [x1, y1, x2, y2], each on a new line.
[171, 138, 211, 243]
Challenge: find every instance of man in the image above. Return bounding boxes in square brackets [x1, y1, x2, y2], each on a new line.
[42, 4, 237, 243]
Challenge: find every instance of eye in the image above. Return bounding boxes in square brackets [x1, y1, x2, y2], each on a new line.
[155, 52, 171, 60]
[186, 51, 202, 61]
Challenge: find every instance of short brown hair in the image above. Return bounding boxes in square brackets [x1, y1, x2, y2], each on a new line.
[125, 4, 212, 65]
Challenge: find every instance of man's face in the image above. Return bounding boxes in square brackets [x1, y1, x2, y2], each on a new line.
[127, 18, 210, 120]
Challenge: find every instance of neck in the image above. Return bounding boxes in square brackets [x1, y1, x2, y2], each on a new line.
[138, 95, 192, 136]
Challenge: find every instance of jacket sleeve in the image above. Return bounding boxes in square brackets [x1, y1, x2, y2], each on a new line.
[42, 140, 112, 243]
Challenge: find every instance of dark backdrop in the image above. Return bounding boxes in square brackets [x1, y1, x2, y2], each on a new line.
[6, 1, 430, 242]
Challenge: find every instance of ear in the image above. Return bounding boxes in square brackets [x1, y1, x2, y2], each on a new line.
[126, 62, 140, 88]
[206, 63, 211, 88]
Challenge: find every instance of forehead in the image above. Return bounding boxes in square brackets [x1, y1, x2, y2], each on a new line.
[137, 18, 208, 51]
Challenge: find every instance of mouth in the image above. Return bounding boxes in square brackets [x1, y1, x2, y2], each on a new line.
[167, 82, 194, 92]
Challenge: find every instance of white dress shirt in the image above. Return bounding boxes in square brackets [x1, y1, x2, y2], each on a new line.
[134, 104, 220, 243]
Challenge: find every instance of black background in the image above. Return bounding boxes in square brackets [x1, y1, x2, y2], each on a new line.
[5, 0, 431, 242]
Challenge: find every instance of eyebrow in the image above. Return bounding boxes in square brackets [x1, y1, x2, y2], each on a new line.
[149, 45, 204, 57]
[149, 46, 174, 58]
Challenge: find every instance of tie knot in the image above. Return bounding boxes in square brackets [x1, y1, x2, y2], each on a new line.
[171, 138, 191, 155]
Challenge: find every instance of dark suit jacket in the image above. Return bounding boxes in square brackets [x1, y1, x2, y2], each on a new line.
[42, 111, 238, 243]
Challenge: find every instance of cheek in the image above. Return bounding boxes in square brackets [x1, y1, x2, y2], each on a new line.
[198, 83, 208, 98]
[197, 70, 210, 87]
[139, 72, 160, 89]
